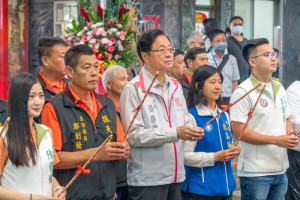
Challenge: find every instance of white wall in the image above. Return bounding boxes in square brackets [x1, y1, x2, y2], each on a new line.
[234, 0, 253, 39]
[254, 0, 274, 44]
[234, 0, 274, 43]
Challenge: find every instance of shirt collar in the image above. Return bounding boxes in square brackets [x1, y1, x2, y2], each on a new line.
[105, 93, 120, 112]
[183, 72, 191, 84]
[249, 73, 281, 101]
[68, 84, 95, 104]
[144, 67, 170, 88]
[38, 70, 64, 91]
[195, 104, 222, 117]
[212, 49, 228, 59]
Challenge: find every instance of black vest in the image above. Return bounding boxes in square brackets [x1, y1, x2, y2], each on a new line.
[37, 71, 68, 102]
[50, 87, 117, 200]
[0, 99, 7, 127]
[115, 109, 127, 188]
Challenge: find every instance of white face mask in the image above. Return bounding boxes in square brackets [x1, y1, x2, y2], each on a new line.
[233, 25, 243, 35]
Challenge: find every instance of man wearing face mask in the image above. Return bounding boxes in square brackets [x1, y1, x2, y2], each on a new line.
[207, 29, 240, 105]
[227, 16, 249, 84]
[202, 18, 218, 53]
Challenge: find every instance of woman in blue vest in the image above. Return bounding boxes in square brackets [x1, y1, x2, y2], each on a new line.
[0, 73, 65, 199]
[181, 65, 241, 200]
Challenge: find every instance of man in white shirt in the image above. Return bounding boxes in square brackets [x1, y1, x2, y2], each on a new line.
[207, 29, 240, 104]
[230, 38, 298, 200]
[285, 54, 300, 200]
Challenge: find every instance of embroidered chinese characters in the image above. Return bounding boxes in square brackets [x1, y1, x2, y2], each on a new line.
[102, 115, 113, 138]
[46, 149, 53, 184]
[73, 116, 88, 150]
[148, 103, 158, 128]
[223, 121, 232, 149]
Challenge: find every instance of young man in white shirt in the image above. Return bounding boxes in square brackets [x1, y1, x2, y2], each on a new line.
[230, 38, 298, 200]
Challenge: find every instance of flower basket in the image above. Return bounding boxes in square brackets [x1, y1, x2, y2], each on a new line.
[63, 0, 138, 71]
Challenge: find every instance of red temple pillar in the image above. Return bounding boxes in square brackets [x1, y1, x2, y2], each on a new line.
[0, 0, 9, 100]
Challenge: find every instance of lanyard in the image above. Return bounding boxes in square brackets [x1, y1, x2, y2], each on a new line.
[212, 52, 221, 68]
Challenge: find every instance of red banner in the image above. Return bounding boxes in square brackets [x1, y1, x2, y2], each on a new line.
[195, 12, 207, 23]
[0, 0, 9, 100]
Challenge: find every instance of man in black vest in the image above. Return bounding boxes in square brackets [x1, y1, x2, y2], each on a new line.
[0, 99, 7, 127]
[42, 45, 130, 200]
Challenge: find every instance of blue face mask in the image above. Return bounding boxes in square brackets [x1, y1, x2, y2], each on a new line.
[215, 43, 228, 52]
[233, 26, 243, 35]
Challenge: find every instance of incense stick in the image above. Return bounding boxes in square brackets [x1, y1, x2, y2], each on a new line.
[121, 71, 159, 143]
[235, 84, 266, 145]
[202, 83, 261, 128]
[59, 135, 112, 195]
[0, 117, 11, 137]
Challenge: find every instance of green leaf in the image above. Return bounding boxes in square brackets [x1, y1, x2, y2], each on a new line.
[118, 0, 126, 6]
[105, 0, 113, 22]
[72, 19, 78, 32]
[83, 1, 91, 10]
[88, 9, 97, 24]
[77, 0, 84, 8]
[65, 27, 74, 34]
[121, 12, 129, 26]
[120, 48, 138, 68]
[125, 35, 135, 41]
[64, 29, 71, 34]
[127, 30, 137, 35]
[91, 0, 98, 13]
[92, 11, 99, 23]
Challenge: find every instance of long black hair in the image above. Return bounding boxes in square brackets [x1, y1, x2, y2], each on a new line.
[187, 65, 223, 109]
[6, 73, 43, 167]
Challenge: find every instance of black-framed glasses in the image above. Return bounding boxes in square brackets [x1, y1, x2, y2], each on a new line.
[251, 51, 279, 59]
[233, 23, 243, 26]
[192, 41, 205, 47]
[149, 48, 175, 54]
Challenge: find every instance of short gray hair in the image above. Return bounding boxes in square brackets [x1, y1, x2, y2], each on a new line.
[102, 65, 126, 93]
[186, 31, 202, 47]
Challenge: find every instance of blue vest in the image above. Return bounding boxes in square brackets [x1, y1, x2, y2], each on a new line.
[181, 106, 236, 196]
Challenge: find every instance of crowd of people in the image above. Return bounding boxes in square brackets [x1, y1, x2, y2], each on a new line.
[0, 15, 300, 200]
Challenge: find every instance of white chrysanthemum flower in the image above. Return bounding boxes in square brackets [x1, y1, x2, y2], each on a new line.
[77, 31, 83, 37]
[110, 28, 118, 32]
[101, 38, 109, 44]
[87, 30, 93, 36]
